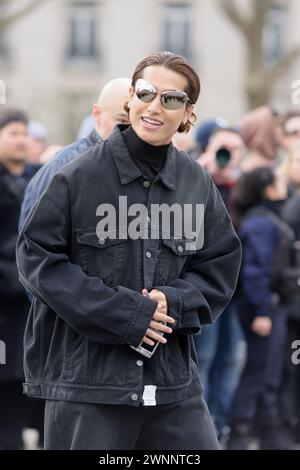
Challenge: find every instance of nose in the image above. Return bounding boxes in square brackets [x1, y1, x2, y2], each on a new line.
[146, 94, 162, 115]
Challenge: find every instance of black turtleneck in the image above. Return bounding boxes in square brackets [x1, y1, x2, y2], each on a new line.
[122, 126, 170, 181]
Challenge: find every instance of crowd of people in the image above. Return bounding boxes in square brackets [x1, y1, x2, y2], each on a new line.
[194, 108, 300, 450]
[0, 51, 300, 450]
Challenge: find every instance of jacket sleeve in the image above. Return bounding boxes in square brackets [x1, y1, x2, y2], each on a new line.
[157, 177, 242, 334]
[282, 195, 300, 239]
[16, 173, 157, 347]
[239, 216, 278, 317]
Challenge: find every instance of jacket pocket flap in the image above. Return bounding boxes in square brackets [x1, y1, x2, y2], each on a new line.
[162, 238, 196, 255]
[76, 230, 127, 249]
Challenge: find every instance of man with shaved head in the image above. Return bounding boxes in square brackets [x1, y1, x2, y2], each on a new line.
[19, 78, 130, 229]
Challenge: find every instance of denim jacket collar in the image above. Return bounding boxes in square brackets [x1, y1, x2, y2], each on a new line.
[108, 125, 176, 190]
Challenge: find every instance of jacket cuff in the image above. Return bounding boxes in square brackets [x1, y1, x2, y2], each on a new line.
[125, 295, 158, 347]
[155, 286, 201, 334]
[155, 285, 181, 323]
[155, 286, 201, 335]
[253, 306, 271, 318]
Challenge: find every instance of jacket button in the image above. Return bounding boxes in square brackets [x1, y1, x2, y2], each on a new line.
[145, 251, 152, 259]
[131, 393, 139, 401]
[136, 360, 143, 367]
[143, 180, 150, 188]
[177, 245, 184, 253]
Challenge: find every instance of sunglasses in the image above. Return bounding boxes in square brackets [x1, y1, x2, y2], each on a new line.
[135, 79, 190, 110]
[284, 128, 300, 136]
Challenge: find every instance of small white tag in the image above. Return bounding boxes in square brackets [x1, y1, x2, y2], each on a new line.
[142, 385, 157, 406]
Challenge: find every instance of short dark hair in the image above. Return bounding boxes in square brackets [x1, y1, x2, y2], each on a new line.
[0, 109, 28, 131]
[229, 167, 275, 227]
[125, 51, 201, 133]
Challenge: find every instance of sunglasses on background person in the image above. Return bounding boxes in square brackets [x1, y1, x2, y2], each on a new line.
[135, 79, 191, 110]
[284, 127, 300, 137]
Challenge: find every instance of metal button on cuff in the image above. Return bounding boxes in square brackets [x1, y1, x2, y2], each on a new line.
[177, 245, 184, 253]
[131, 393, 139, 401]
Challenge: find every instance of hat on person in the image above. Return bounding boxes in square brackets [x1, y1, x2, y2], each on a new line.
[0, 109, 28, 131]
[195, 117, 228, 152]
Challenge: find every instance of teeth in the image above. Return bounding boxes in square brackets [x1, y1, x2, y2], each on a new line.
[142, 117, 162, 127]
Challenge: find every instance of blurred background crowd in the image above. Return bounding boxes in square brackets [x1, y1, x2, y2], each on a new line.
[1, 0, 300, 451]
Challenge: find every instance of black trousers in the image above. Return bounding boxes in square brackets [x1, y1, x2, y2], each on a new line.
[44, 394, 219, 450]
[279, 317, 300, 428]
[231, 304, 287, 426]
[0, 381, 27, 450]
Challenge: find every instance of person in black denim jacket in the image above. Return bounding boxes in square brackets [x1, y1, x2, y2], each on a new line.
[17, 52, 241, 450]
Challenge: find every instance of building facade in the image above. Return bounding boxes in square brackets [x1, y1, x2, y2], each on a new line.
[0, 0, 299, 144]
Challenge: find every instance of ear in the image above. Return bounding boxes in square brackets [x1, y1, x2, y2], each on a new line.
[183, 103, 194, 124]
[128, 86, 135, 104]
[92, 103, 101, 125]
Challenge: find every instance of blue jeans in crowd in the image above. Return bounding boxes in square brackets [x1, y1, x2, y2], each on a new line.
[194, 302, 245, 435]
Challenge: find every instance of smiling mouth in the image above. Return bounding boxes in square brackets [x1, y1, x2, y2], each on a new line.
[141, 117, 163, 129]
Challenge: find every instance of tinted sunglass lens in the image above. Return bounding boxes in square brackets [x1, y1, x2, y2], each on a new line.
[162, 92, 188, 110]
[136, 89, 156, 103]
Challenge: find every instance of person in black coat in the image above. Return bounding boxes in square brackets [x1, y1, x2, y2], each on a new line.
[279, 142, 300, 443]
[227, 167, 293, 450]
[0, 110, 39, 449]
[17, 52, 241, 450]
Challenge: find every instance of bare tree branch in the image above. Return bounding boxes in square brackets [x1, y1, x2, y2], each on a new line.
[0, 0, 48, 32]
[267, 44, 300, 82]
[215, 0, 300, 108]
[252, 0, 274, 24]
[214, 0, 251, 39]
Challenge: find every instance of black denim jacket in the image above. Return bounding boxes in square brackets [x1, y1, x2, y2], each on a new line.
[16, 125, 241, 406]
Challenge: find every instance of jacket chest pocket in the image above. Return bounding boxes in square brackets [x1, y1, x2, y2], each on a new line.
[156, 238, 194, 284]
[75, 229, 127, 284]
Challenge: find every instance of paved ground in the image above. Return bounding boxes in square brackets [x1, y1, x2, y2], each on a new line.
[22, 428, 300, 450]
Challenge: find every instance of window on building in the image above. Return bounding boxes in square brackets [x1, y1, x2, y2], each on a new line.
[162, 4, 191, 59]
[0, 1, 9, 59]
[67, 1, 99, 62]
[263, 1, 287, 66]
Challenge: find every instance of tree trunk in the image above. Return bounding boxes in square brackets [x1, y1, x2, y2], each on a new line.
[214, 0, 300, 110]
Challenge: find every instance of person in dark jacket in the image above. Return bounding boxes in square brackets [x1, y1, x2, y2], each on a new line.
[195, 127, 245, 438]
[227, 167, 293, 450]
[0, 109, 39, 449]
[17, 52, 241, 450]
[279, 142, 300, 443]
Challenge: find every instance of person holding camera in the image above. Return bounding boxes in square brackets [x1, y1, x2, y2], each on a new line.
[195, 128, 245, 439]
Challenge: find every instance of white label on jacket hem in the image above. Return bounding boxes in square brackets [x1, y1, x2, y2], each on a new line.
[142, 385, 157, 406]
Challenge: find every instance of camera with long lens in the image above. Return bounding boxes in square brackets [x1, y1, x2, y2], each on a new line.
[215, 147, 231, 169]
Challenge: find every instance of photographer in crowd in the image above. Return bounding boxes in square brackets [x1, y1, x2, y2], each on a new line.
[195, 128, 245, 439]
